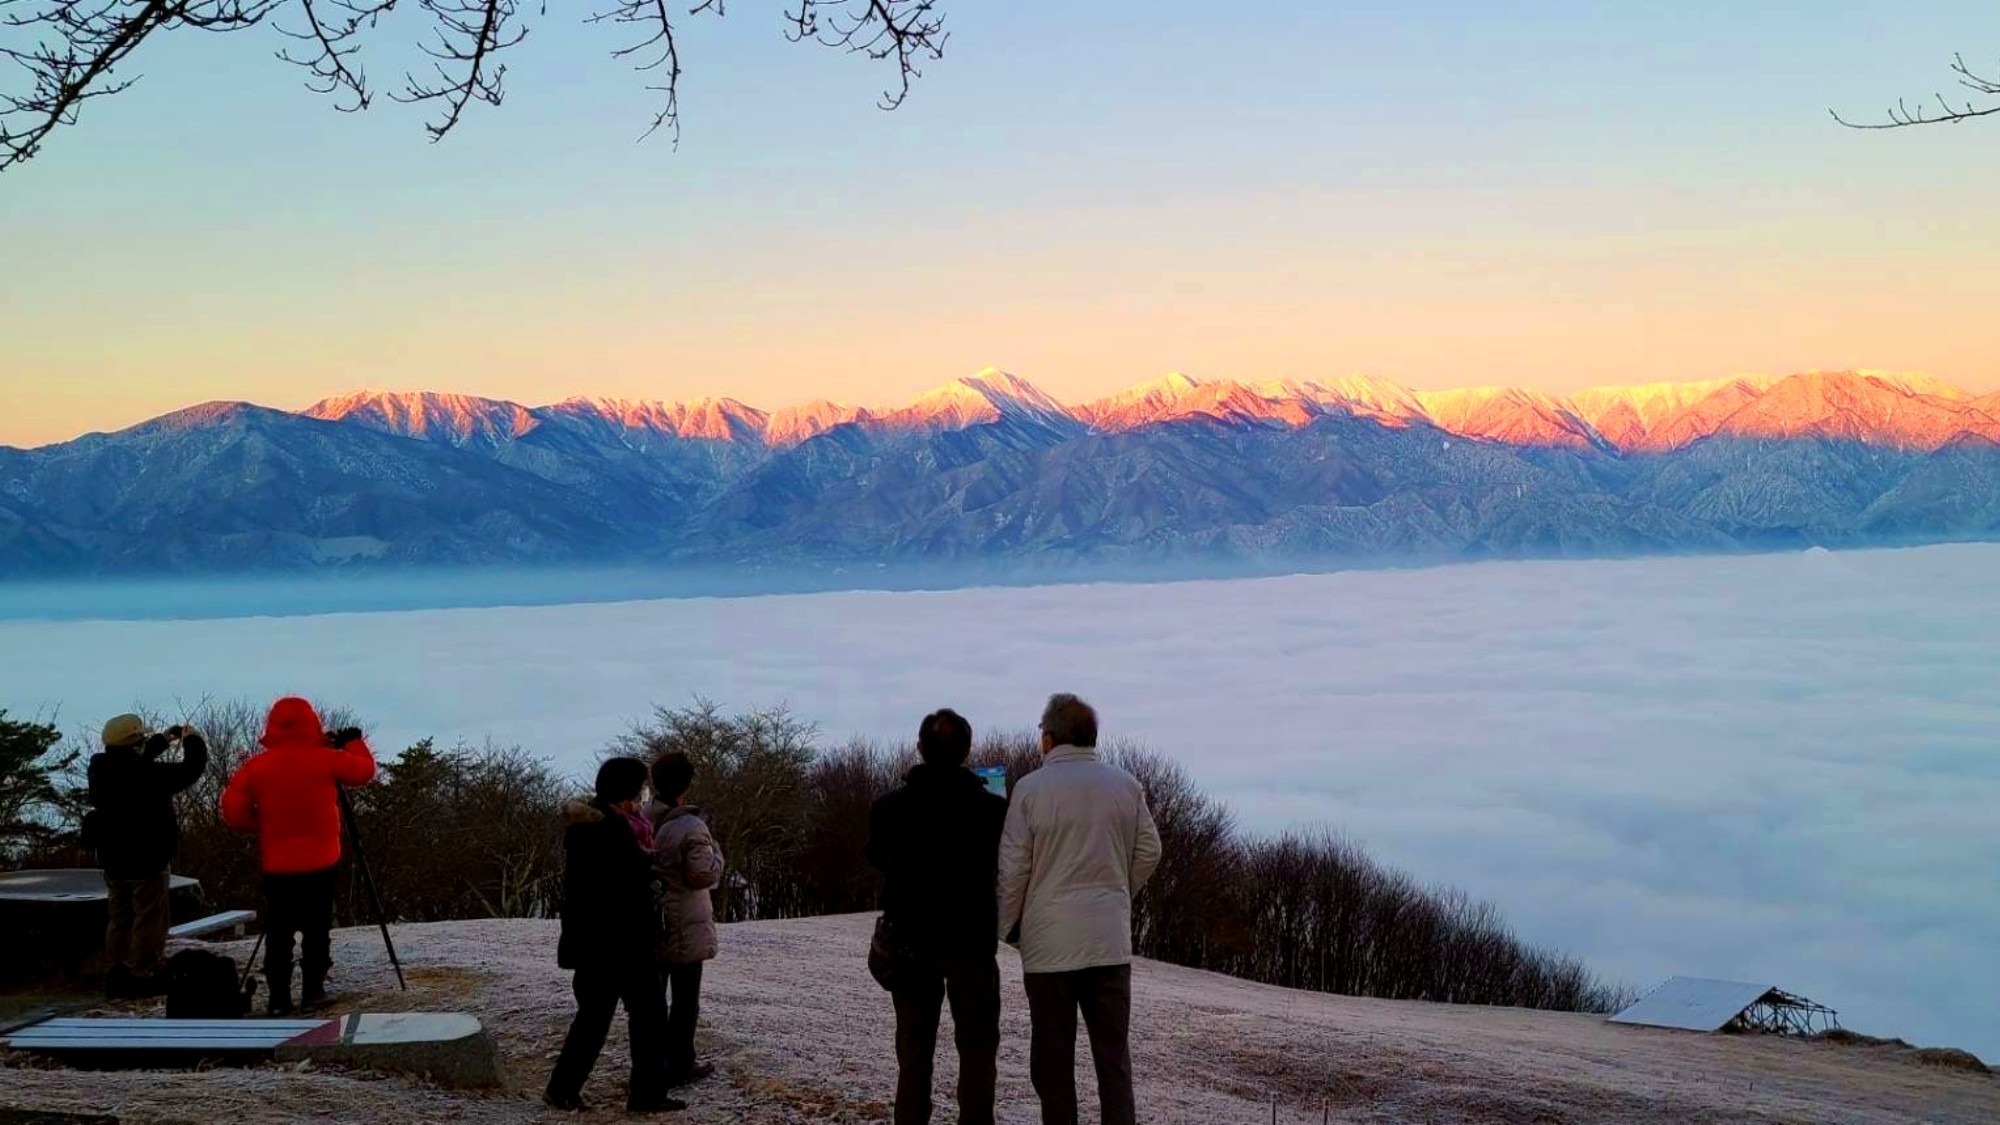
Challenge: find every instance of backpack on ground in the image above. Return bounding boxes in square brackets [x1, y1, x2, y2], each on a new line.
[164, 948, 258, 1019]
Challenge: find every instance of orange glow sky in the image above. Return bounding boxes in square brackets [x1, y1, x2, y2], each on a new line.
[6, 2, 2000, 447]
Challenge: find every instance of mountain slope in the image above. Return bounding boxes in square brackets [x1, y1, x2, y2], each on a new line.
[1414, 387, 1609, 450]
[305, 390, 540, 449]
[0, 404, 641, 573]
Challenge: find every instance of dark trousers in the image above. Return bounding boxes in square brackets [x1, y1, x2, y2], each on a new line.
[547, 961, 670, 1107]
[1022, 964, 1134, 1125]
[892, 955, 1001, 1125]
[103, 870, 171, 978]
[663, 961, 703, 1077]
[263, 866, 337, 998]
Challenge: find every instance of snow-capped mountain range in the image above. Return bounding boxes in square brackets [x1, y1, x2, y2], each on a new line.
[5, 367, 1999, 574]
[300, 367, 2000, 454]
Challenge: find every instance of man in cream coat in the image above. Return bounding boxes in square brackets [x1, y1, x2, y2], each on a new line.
[998, 693, 1163, 1125]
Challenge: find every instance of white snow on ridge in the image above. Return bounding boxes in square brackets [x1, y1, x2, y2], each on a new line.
[290, 367, 1987, 451]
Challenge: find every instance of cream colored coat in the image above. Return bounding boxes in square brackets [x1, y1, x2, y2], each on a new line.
[650, 804, 725, 964]
[998, 745, 1163, 974]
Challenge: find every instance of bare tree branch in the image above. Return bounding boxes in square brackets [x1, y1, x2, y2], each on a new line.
[785, 0, 944, 111]
[2, 0, 948, 171]
[2, 0, 279, 167]
[390, 0, 525, 141]
[585, 0, 718, 145]
[1834, 52, 2000, 129]
[273, 0, 397, 113]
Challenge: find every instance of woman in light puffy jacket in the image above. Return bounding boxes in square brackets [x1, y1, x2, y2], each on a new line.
[648, 752, 724, 1088]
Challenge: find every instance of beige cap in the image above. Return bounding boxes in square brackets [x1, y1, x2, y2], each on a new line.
[101, 714, 148, 748]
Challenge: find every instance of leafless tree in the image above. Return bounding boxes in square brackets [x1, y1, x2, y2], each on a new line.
[0, 0, 947, 169]
[1834, 52, 2000, 129]
[12, 688, 1631, 1014]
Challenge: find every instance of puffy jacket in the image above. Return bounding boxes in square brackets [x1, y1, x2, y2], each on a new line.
[87, 733, 209, 878]
[558, 798, 663, 970]
[219, 698, 377, 875]
[867, 763, 1009, 960]
[649, 804, 725, 964]
[998, 745, 1162, 974]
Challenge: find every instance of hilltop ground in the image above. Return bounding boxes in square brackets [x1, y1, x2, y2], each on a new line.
[1, 914, 1994, 1124]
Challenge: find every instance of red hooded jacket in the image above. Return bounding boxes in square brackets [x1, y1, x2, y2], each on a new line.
[221, 698, 378, 875]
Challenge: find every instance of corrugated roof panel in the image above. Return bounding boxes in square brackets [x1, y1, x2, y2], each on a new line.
[1609, 976, 1775, 1031]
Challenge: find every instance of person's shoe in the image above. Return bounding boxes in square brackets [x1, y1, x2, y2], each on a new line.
[624, 1095, 687, 1114]
[129, 972, 167, 998]
[103, 966, 136, 1001]
[267, 993, 295, 1017]
[665, 1062, 715, 1088]
[300, 984, 331, 1011]
[543, 1090, 589, 1112]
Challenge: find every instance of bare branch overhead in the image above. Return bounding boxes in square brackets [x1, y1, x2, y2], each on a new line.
[0, 0, 949, 170]
[1834, 52, 2000, 129]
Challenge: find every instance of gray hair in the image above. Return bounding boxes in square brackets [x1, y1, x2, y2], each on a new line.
[1039, 693, 1099, 749]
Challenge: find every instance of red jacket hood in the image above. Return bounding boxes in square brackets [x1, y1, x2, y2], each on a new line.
[260, 697, 325, 748]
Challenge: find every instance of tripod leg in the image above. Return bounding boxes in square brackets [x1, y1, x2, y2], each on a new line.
[240, 931, 265, 992]
[338, 785, 407, 991]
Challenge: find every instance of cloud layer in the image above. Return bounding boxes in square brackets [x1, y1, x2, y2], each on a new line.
[5, 544, 1996, 1059]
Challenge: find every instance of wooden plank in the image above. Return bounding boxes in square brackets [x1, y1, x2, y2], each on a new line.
[4, 1018, 334, 1051]
[10, 1032, 317, 1045]
[15, 1028, 311, 1041]
[8, 1037, 298, 1050]
[18, 1016, 328, 1024]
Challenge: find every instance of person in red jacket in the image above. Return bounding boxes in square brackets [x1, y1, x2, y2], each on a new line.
[221, 697, 377, 1015]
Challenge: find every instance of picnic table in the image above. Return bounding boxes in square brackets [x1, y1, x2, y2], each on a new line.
[0, 869, 208, 984]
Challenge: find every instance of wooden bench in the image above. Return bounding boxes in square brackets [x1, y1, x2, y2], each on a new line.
[167, 909, 256, 941]
[4, 1014, 505, 1086]
[2, 1016, 334, 1061]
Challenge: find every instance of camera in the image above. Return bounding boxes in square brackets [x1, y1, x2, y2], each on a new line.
[326, 727, 363, 749]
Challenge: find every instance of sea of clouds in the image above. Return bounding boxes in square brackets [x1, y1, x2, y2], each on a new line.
[4, 543, 1997, 1060]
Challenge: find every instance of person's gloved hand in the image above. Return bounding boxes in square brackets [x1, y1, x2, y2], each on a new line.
[142, 732, 171, 758]
[328, 727, 364, 748]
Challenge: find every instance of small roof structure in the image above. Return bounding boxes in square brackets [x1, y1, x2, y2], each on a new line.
[1610, 976, 1839, 1035]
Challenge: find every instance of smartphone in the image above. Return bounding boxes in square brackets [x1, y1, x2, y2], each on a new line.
[973, 765, 1007, 798]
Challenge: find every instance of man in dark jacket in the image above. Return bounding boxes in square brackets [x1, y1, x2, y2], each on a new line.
[545, 757, 682, 1115]
[87, 714, 208, 999]
[866, 709, 1010, 1125]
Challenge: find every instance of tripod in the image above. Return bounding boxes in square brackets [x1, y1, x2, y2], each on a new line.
[338, 783, 407, 991]
[241, 785, 407, 999]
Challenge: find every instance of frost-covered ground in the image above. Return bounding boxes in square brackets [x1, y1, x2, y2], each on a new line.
[3, 916, 1995, 1124]
[3, 545, 1998, 1058]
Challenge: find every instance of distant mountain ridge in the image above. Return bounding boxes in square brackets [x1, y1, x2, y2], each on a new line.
[5, 367, 2000, 575]
[295, 367, 2000, 454]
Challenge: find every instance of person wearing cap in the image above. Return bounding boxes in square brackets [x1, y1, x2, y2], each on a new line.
[220, 697, 376, 1015]
[86, 714, 209, 999]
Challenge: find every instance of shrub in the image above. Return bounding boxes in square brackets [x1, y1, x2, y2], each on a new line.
[0, 710, 75, 865]
[9, 694, 1627, 1013]
[6, 699, 570, 929]
[617, 700, 820, 921]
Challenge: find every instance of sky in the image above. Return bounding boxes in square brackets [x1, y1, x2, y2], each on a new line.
[3, 543, 1996, 1060]
[5, 1, 2000, 446]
